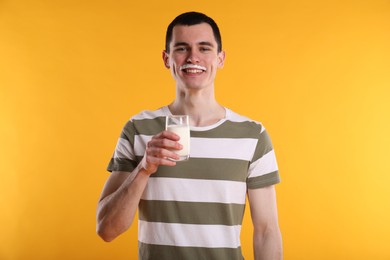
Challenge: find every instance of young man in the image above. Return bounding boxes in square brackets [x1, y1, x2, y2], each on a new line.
[97, 12, 282, 260]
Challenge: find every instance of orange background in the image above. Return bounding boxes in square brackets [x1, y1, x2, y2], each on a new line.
[1, 0, 390, 259]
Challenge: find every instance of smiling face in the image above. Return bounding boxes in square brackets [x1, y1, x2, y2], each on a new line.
[163, 23, 225, 91]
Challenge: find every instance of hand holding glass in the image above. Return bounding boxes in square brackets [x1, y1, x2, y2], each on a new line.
[165, 115, 190, 161]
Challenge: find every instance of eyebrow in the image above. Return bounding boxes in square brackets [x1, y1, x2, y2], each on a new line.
[173, 41, 215, 48]
[198, 41, 215, 47]
[173, 42, 189, 48]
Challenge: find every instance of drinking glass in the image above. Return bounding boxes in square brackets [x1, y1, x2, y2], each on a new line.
[165, 115, 190, 161]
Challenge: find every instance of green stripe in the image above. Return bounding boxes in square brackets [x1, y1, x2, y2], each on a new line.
[139, 242, 244, 260]
[132, 117, 166, 136]
[251, 129, 274, 162]
[138, 158, 249, 182]
[139, 200, 245, 225]
[107, 158, 137, 172]
[131, 117, 263, 139]
[190, 120, 262, 139]
[247, 171, 280, 189]
[120, 120, 136, 144]
[120, 116, 165, 143]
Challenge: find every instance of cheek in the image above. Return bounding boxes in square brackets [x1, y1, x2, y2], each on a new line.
[170, 59, 183, 72]
[209, 60, 220, 71]
[170, 63, 183, 77]
[171, 53, 185, 63]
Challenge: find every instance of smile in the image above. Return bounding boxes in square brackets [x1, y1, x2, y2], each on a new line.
[180, 64, 207, 74]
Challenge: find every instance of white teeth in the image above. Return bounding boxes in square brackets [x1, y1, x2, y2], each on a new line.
[186, 69, 203, 73]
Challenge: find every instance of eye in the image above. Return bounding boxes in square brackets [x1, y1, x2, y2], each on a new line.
[175, 47, 188, 52]
[200, 47, 211, 52]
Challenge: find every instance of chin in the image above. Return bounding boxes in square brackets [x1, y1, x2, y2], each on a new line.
[185, 84, 207, 90]
[182, 81, 209, 89]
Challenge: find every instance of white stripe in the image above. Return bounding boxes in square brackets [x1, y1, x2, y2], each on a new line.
[134, 135, 152, 156]
[113, 138, 135, 159]
[138, 220, 242, 248]
[226, 109, 252, 123]
[226, 109, 266, 133]
[141, 177, 247, 204]
[134, 135, 258, 161]
[189, 120, 226, 131]
[248, 150, 278, 178]
[191, 137, 257, 161]
[132, 108, 167, 120]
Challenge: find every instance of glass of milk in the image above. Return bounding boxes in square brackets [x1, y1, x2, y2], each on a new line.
[165, 115, 190, 161]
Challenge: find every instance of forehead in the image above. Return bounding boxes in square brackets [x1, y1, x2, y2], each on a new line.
[170, 23, 216, 46]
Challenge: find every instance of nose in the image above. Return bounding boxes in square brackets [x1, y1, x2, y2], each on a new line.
[186, 49, 200, 63]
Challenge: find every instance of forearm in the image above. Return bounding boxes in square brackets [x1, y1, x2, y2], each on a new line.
[96, 130, 180, 241]
[97, 168, 150, 242]
[253, 227, 283, 260]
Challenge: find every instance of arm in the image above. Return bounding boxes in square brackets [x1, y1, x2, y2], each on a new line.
[96, 131, 181, 242]
[248, 185, 283, 260]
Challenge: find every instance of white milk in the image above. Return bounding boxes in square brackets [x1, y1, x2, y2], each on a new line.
[166, 125, 190, 160]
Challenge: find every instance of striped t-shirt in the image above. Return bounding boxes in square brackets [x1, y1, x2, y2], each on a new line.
[107, 106, 280, 260]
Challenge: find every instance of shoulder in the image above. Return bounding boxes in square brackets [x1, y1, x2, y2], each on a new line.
[121, 106, 168, 136]
[118, 106, 168, 136]
[130, 106, 168, 121]
[225, 108, 265, 134]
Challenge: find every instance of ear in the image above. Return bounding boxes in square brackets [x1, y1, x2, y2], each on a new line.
[162, 51, 170, 69]
[217, 50, 226, 68]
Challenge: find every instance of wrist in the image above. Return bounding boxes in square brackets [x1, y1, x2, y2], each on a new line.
[137, 160, 155, 176]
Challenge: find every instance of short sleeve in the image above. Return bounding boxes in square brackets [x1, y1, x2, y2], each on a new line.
[107, 120, 138, 173]
[246, 127, 280, 189]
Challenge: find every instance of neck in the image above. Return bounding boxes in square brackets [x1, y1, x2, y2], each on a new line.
[168, 87, 225, 127]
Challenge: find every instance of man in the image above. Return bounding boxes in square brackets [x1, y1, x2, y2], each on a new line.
[96, 12, 282, 260]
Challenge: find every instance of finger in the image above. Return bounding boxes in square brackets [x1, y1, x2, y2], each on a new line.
[146, 147, 180, 161]
[146, 155, 177, 167]
[153, 130, 180, 141]
[148, 138, 182, 150]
